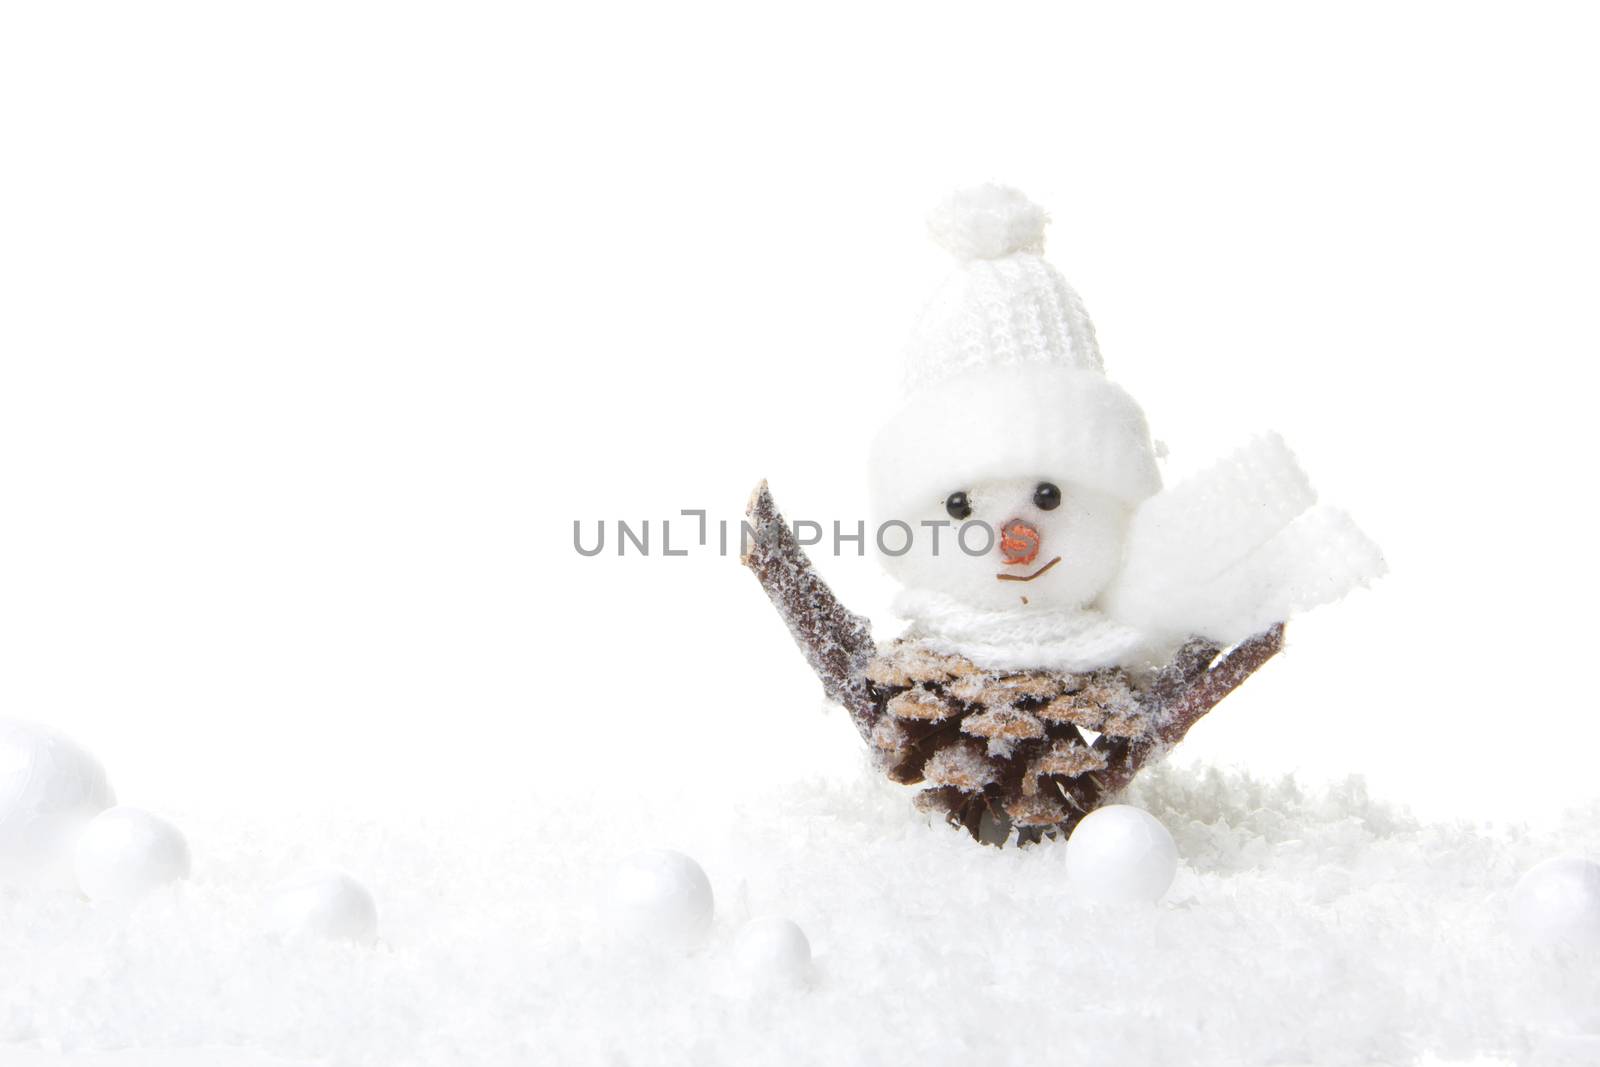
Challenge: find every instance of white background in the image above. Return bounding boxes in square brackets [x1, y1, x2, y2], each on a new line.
[2, 2, 1597, 827]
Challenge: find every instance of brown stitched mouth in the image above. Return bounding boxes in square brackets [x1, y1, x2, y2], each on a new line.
[995, 556, 1062, 583]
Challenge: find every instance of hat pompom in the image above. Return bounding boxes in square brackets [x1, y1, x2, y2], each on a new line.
[926, 184, 1048, 262]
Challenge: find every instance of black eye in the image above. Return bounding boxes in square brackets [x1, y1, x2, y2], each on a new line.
[944, 491, 972, 520]
[1033, 482, 1061, 511]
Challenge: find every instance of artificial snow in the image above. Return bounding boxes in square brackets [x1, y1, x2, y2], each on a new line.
[2, 759, 1596, 1066]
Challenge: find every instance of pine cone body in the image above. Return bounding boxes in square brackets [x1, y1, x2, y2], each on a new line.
[864, 639, 1159, 846]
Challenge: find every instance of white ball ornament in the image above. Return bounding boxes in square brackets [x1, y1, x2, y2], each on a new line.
[1511, 857, 1600, 952]
[74, 806, 190, 902]
[0, 718, 115, 883]
[605, 848, 714, 951]
[732, 917, 813, 989]
[263, 866, 378, 945]
[1065, 804, 1179, 905]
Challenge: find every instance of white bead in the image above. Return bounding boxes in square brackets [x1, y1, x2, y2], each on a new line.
[0, 718, 115, 884]
[732, 917, 813, 988]
[605, 849, 714, 951]
[263, 866, 378, 945]
[1065, 804, 1178, 905]
[73, 806, 190, 902]
[1511, 857, 1600, 952]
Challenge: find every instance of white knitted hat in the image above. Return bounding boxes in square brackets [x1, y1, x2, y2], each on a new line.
[871, 185, 1161, 518]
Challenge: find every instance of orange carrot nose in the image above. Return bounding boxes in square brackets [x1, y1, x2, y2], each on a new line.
[999, 519, 1041, 566]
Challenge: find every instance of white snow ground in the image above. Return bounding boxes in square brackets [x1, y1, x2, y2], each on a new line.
[3, 758, 1597, 1067]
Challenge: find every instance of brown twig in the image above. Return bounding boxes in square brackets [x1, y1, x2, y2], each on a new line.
[741, 482, 878, 740]
[1090, 625, 1284, 800]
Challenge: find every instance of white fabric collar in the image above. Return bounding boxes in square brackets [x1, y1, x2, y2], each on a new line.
[891, 588, 1151, 673]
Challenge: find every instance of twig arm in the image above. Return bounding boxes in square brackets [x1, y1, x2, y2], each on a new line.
[1155, 624, 1285, 747]
[1095, 624, 1286, 797]
[741, 482, 879, 738]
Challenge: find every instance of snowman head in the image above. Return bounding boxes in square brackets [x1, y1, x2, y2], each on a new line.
[868, 187, 1160, 611]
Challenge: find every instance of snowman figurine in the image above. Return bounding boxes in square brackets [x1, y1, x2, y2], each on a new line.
[745, 185, 1382, 845]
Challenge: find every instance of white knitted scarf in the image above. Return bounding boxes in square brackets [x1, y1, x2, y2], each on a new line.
[891, 588, 1151, 674]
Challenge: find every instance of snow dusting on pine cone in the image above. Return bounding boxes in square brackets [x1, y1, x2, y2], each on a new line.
[864, 638, 1151, 845]
[925, 184, 1049, 261]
